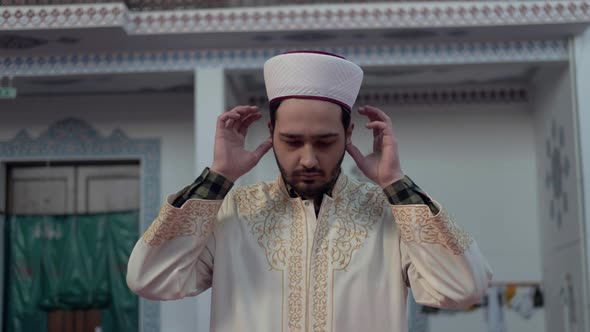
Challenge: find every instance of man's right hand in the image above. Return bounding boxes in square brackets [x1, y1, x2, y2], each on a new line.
[210, 105, 272, 182]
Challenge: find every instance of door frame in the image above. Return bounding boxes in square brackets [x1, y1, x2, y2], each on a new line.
[0, 118, 161, 332]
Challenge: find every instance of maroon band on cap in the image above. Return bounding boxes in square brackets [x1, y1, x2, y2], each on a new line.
[282, 50, 346, 60]
[270, 95, 351, 112]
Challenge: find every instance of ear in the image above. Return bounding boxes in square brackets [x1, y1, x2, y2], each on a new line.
[346, 122, 354, 144]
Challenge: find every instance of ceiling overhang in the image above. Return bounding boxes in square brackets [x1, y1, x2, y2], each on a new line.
[0, 1, 589, 77]
[0, 39, 569, 77]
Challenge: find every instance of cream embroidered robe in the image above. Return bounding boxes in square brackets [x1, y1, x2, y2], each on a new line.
[127, 174, 492, 332]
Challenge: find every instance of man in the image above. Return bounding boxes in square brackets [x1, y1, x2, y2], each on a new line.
[127, 51, 492, 332]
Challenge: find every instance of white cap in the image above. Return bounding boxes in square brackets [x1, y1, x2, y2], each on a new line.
[263, 51, 364, 111]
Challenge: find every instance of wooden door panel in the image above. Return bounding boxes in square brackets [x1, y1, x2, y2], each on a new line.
[47, 310, 101, 332]
[9, 167, 75, 215]
[77, 165, 140, 214]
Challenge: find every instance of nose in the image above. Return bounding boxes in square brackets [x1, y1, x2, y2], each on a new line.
[300, 144, 319, 169]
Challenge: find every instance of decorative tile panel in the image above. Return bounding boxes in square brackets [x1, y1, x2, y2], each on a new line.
[0, 3, 126, 29]
[129, 1, 590, 34]
[0, 118, 161, 332]
[1, 1, 588, 32]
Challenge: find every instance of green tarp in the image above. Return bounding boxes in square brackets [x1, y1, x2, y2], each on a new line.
[4, 211, 139, 332]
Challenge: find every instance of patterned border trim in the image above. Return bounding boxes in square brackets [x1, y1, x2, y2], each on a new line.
[358, 85, 529, 105]
[0, 3, 126, 29]
[0, 118, 161, 332]
[1, 1, 589, 32]
[1, 0, 116, 5]
[128, 1, 590, 34]
[247, 85, 530, 106]
[0, 40, 568, 76]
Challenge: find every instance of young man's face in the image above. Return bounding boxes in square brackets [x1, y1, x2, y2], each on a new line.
[271, 98, 352, 199]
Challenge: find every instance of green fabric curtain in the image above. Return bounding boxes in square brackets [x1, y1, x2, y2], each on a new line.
[4, 211, 139, 332]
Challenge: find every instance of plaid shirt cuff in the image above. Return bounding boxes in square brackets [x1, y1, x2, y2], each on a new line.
[383, 175, 440, 215]
[172, 168, 233, 207]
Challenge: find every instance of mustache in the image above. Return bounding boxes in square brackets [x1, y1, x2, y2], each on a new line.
[292, 169, 324, 176]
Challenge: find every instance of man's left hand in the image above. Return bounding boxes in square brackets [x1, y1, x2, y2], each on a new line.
[346, 105, 404, 188]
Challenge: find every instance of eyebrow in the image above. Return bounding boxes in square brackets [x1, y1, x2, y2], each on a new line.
[279, 133, 340, 139]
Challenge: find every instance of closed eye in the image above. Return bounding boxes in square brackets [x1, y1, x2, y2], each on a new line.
[284, 140, 303, 147]
[316, 141, 335, 148]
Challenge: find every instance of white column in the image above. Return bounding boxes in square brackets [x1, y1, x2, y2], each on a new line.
[574, 29, 590, 326]
[194, 67, 225, 332]
[195, 67, 226, 173]
[160, 67, 225, 332]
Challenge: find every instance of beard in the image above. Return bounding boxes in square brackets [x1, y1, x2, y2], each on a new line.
[274, 149, 345, 200]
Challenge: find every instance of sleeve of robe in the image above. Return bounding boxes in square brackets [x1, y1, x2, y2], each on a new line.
[393, 200, 493, 309]
[125, 189, 224, 301]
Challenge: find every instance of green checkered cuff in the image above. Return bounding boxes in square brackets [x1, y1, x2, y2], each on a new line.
[383, 175, 440, 215]
[172, 168, 233, 207]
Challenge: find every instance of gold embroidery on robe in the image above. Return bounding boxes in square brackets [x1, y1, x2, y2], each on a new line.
[392, 204, 473, 255]
[143, 199, 221, 246]
[235, 176, 389, 332]
[234, 182, 306, 332]
[311, 178, 388, 332]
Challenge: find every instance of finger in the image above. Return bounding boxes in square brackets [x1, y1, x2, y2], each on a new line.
[358, 107, 382, 124]
[345, 140, 368, 172]
[367, 121, 398, 153]
[229, 113, 246, 130]
[232, 111, 261, 132]
[217, 112, 241, 130]
[218, 112, 241, 121]
[238, 112, 263, 136]
[219, 105, 257, 129]
[227, 106, 259, 130]
[367, 118, 398, 140]
[373, 126, 381, 139]
[231, 105, 259, 116]
[251, 137, 273, 162]
[373, 130, 382, 152]
[235, 112, 260, 134]
[363, 105, 389, 119]
[365, 121, 391, 134]
[359, 105, 391, 123]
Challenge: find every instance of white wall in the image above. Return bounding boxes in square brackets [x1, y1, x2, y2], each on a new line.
[574, 27, 590, 332]
[533, 62, 588, 332]
[395, 104, 543, 332]
[0, 92, 196, 198]
[0, 91, 547, 332]
[0, 92, 199, 332]
[0, 162, 5, 332]
[243, 101, 545, 332]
